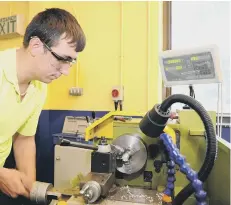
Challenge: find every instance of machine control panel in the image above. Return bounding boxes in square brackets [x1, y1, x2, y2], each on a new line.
[159, 45, 222, 86]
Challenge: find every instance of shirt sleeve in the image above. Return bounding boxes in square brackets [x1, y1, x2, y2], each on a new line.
[17, 85, 47, 136]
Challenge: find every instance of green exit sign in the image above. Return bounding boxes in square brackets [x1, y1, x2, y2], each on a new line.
[0, 14, 25, 39]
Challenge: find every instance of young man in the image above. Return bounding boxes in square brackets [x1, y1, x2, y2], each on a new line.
[0, 8, 86, 204]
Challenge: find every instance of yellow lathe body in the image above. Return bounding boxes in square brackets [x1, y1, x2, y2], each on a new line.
[31, 110, 230, 205]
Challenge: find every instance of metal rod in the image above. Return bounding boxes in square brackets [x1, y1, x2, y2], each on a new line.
[58, 139, 98, 151]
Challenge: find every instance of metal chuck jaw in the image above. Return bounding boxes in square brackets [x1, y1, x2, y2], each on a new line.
[79, 181, 102, 203]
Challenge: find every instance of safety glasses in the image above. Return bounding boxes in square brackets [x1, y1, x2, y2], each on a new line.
[43, 43, 76, 65]
[30, 36, 77, 65]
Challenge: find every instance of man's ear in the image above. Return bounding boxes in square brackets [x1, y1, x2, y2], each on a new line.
[28, 37, 44, 57]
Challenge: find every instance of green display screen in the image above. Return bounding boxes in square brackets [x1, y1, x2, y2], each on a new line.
[165, 65, 182, 71]
[165, 56, 200, 65]
[166, 59, 182, 64]
[191, 56, 199, 61]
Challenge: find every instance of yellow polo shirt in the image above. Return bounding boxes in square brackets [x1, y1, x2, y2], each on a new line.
[0, 48, 47, 167]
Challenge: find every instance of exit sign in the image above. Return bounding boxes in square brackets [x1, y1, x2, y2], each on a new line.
[0, 14, 25, 39]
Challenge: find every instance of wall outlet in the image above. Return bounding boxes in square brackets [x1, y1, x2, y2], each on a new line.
[69, 87, 83, 96]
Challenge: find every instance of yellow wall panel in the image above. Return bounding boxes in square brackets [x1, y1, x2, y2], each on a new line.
[0, 1, 163, 112]
[149, 2, 163, 110]
[122, 2, 148, 112]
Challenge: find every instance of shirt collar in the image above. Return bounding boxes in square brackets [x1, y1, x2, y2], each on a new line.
[1, 48, 36, 88]
[1, 48, 18, 85]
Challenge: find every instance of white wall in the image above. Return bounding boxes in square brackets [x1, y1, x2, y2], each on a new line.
[171, 1, 230, 114]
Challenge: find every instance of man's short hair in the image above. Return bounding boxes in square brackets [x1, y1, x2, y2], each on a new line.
[23, 8, 86, 52]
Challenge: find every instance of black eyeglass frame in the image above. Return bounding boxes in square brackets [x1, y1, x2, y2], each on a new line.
[30, 36, 77, 64]
[43, 43, 77, 65]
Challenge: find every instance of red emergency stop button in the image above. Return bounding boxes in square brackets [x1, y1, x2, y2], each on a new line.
[112, 89, 119, 97]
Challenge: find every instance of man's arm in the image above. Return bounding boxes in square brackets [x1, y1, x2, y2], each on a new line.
[14, 84, 47, 181]
[14, 83, 47, 189]
[13, 133, 36, 181]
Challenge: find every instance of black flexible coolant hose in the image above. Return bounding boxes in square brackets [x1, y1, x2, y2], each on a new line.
[160, 94, 217, 205]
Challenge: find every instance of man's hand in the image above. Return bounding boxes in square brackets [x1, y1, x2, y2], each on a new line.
[20, 171, 34, 193]
[0, 168, 31, 198]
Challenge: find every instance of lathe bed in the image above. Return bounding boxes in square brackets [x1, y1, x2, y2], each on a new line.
[49, 186, 163, 205]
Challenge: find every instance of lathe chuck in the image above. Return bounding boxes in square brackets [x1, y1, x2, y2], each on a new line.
[112, 133, 148, 174]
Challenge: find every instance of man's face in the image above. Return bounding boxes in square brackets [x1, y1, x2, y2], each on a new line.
[29, 35, 77, 84]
